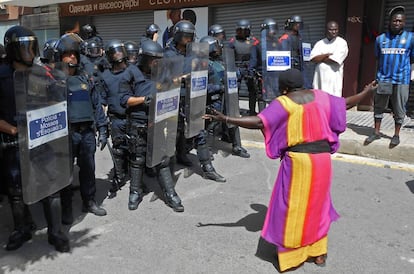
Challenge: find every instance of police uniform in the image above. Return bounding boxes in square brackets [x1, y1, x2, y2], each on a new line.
[101, 64, 142, 195]
[228, 35, 260, 115]
[165, 40, 226, 182]
[119, 64, 184, 212]
[60, 70, 108, 215]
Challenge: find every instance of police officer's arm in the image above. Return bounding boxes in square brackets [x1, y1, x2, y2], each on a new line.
[0, 120, 17, 135]
[90, 80, 108, 129]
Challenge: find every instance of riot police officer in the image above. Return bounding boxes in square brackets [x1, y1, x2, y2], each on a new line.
[0, 26, 70, 252]
[100, 40, 132, 198]
[165, 20, 226, 182]
[142, 23, 161, 44]
[249, 18, 281, 111]
[124, 41, 139, 65]
[81, 24, 103, 44]
[41, 38, 58, 65]
[120, 40, 184, 212]
[208, 24, 227, 46]
[200, 36, 250, 159]
[279, 15, 304, 71]
[81, 37, 110, 76]
[55, 33, 108, 221]
[228, 19, 260, 115]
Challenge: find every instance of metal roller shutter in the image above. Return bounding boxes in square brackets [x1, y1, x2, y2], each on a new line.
[211, 0, 327, 45]
[92, 11, 153, 43]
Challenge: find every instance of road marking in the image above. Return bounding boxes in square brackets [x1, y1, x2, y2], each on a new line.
[242, 140, 414, 172]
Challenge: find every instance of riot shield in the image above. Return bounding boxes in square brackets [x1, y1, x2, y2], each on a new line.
[147, 56, 184, 168]
[222, 47, 239, 128]
[260, 29, 285, 107]
[184, 42, 209, 139]
[14, 64, 71, 204]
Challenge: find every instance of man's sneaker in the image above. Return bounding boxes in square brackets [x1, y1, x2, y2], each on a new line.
[364, 133, 380, 145]
[390, 135, 400, 147]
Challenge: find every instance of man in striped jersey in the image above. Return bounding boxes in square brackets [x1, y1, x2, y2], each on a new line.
[365, 5, 414, 147]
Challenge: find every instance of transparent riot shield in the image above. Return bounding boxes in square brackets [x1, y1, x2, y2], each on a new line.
[184, 42, 209, 139]
[222, 47, 239, 128]
[14, 64, 71, 204]
[261, 29, 286, 108]
[147, 56, 184, 168]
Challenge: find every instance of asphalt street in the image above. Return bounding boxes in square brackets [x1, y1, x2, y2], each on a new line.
[1, 140, 414, 274]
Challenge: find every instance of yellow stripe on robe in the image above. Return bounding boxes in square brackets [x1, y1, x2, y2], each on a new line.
[283, 152, 313, 248]
[278, 236, 328, 271]
[277, 96, 305, 147]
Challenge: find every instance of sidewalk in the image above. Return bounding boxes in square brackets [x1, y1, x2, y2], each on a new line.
[239, 101, 414, 164]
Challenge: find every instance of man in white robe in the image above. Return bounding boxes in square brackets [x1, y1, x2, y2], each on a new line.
[310, 21, 349, 97]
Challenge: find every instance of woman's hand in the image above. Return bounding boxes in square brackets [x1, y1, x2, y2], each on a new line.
[203, 108, 227, 122]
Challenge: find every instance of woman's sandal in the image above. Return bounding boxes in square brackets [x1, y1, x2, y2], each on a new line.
[314, 254, 327, 267]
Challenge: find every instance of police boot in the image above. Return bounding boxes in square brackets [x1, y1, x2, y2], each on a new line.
[6, 199, 33, 251]
[229, 127, 250, 158]
[176, 134, 193, 167]
[60, 187, 73, 225]
[108, 149, 128, 198]
[43, 196, 70, 253]
[128, 165, 144, 211]
[82, 200, 107, 216]
[197, 144, 226, 183]
[158, 166, 184, 212]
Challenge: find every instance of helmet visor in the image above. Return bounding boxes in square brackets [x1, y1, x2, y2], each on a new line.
[88, 46, 102, 57]
[16, 37, 39, 65]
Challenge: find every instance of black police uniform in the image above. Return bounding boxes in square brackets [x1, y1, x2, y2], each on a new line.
[119, 65, 184, 212]
[205, 57, 250, 158]
[100, 64, 141, 195]
[60, 69, 108, 216]
[228, 34, 260, 115]
[164, 41, 226, 182]
[0, 63, 70, 252]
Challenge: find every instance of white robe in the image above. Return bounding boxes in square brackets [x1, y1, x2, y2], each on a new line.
[310, 36, 349, 97]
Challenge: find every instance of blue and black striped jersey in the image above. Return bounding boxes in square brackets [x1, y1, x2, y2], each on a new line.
[375, 30, 414, 85]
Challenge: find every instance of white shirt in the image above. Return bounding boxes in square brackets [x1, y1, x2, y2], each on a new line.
[310, 36, 349, 97]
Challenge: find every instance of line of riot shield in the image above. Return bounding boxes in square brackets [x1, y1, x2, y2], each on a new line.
[222, 47, 239, 128]
[184, 42, 209, 139]
[14, 63, 71, 204]
[146, 56, 184, 168]
[260, 28, 283, 110]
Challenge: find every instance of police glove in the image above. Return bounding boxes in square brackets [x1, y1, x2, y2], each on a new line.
[98, 126, 108, 151]
[144, 94, 153, 107]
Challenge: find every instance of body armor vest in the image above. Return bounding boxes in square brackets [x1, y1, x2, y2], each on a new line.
[234, 39, 253, 63]
[67, 74, 95, 123]
[102, 69, 127, 116]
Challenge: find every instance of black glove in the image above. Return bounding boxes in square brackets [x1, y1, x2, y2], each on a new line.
[97, 126, 108, 151]
[144, 94, 153, 107]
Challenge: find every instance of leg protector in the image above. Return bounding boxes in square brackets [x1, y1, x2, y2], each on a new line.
[128, 156, 145, 210]
[197, 144, 226, 183]
[158, 166, 184, 212]
[42, 195, 70, 252]
[229, 127, 250, 158]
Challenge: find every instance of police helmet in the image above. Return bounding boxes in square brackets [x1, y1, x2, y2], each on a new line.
[54, 33, 83, 66]
[290, 15, 303, 23]
[139, 40, 163, 58]
[199, 36, 221, 57]
[4, 25, 39, 66]
[105, 39, 127, 64]
[123, 41, 139, 64]
[85, 38, 104, 58]
[261, 18, 278, 31]
[208, 24, 225, 38]
[145, 23, 161, 39]
[81, 24, 99, 40]
[236, 19, 251, 30]
[173, 20, 195, 43]
[42, 38, 59, 63]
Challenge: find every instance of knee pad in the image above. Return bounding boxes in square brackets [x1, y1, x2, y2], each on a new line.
[130, 155, 145, 168]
